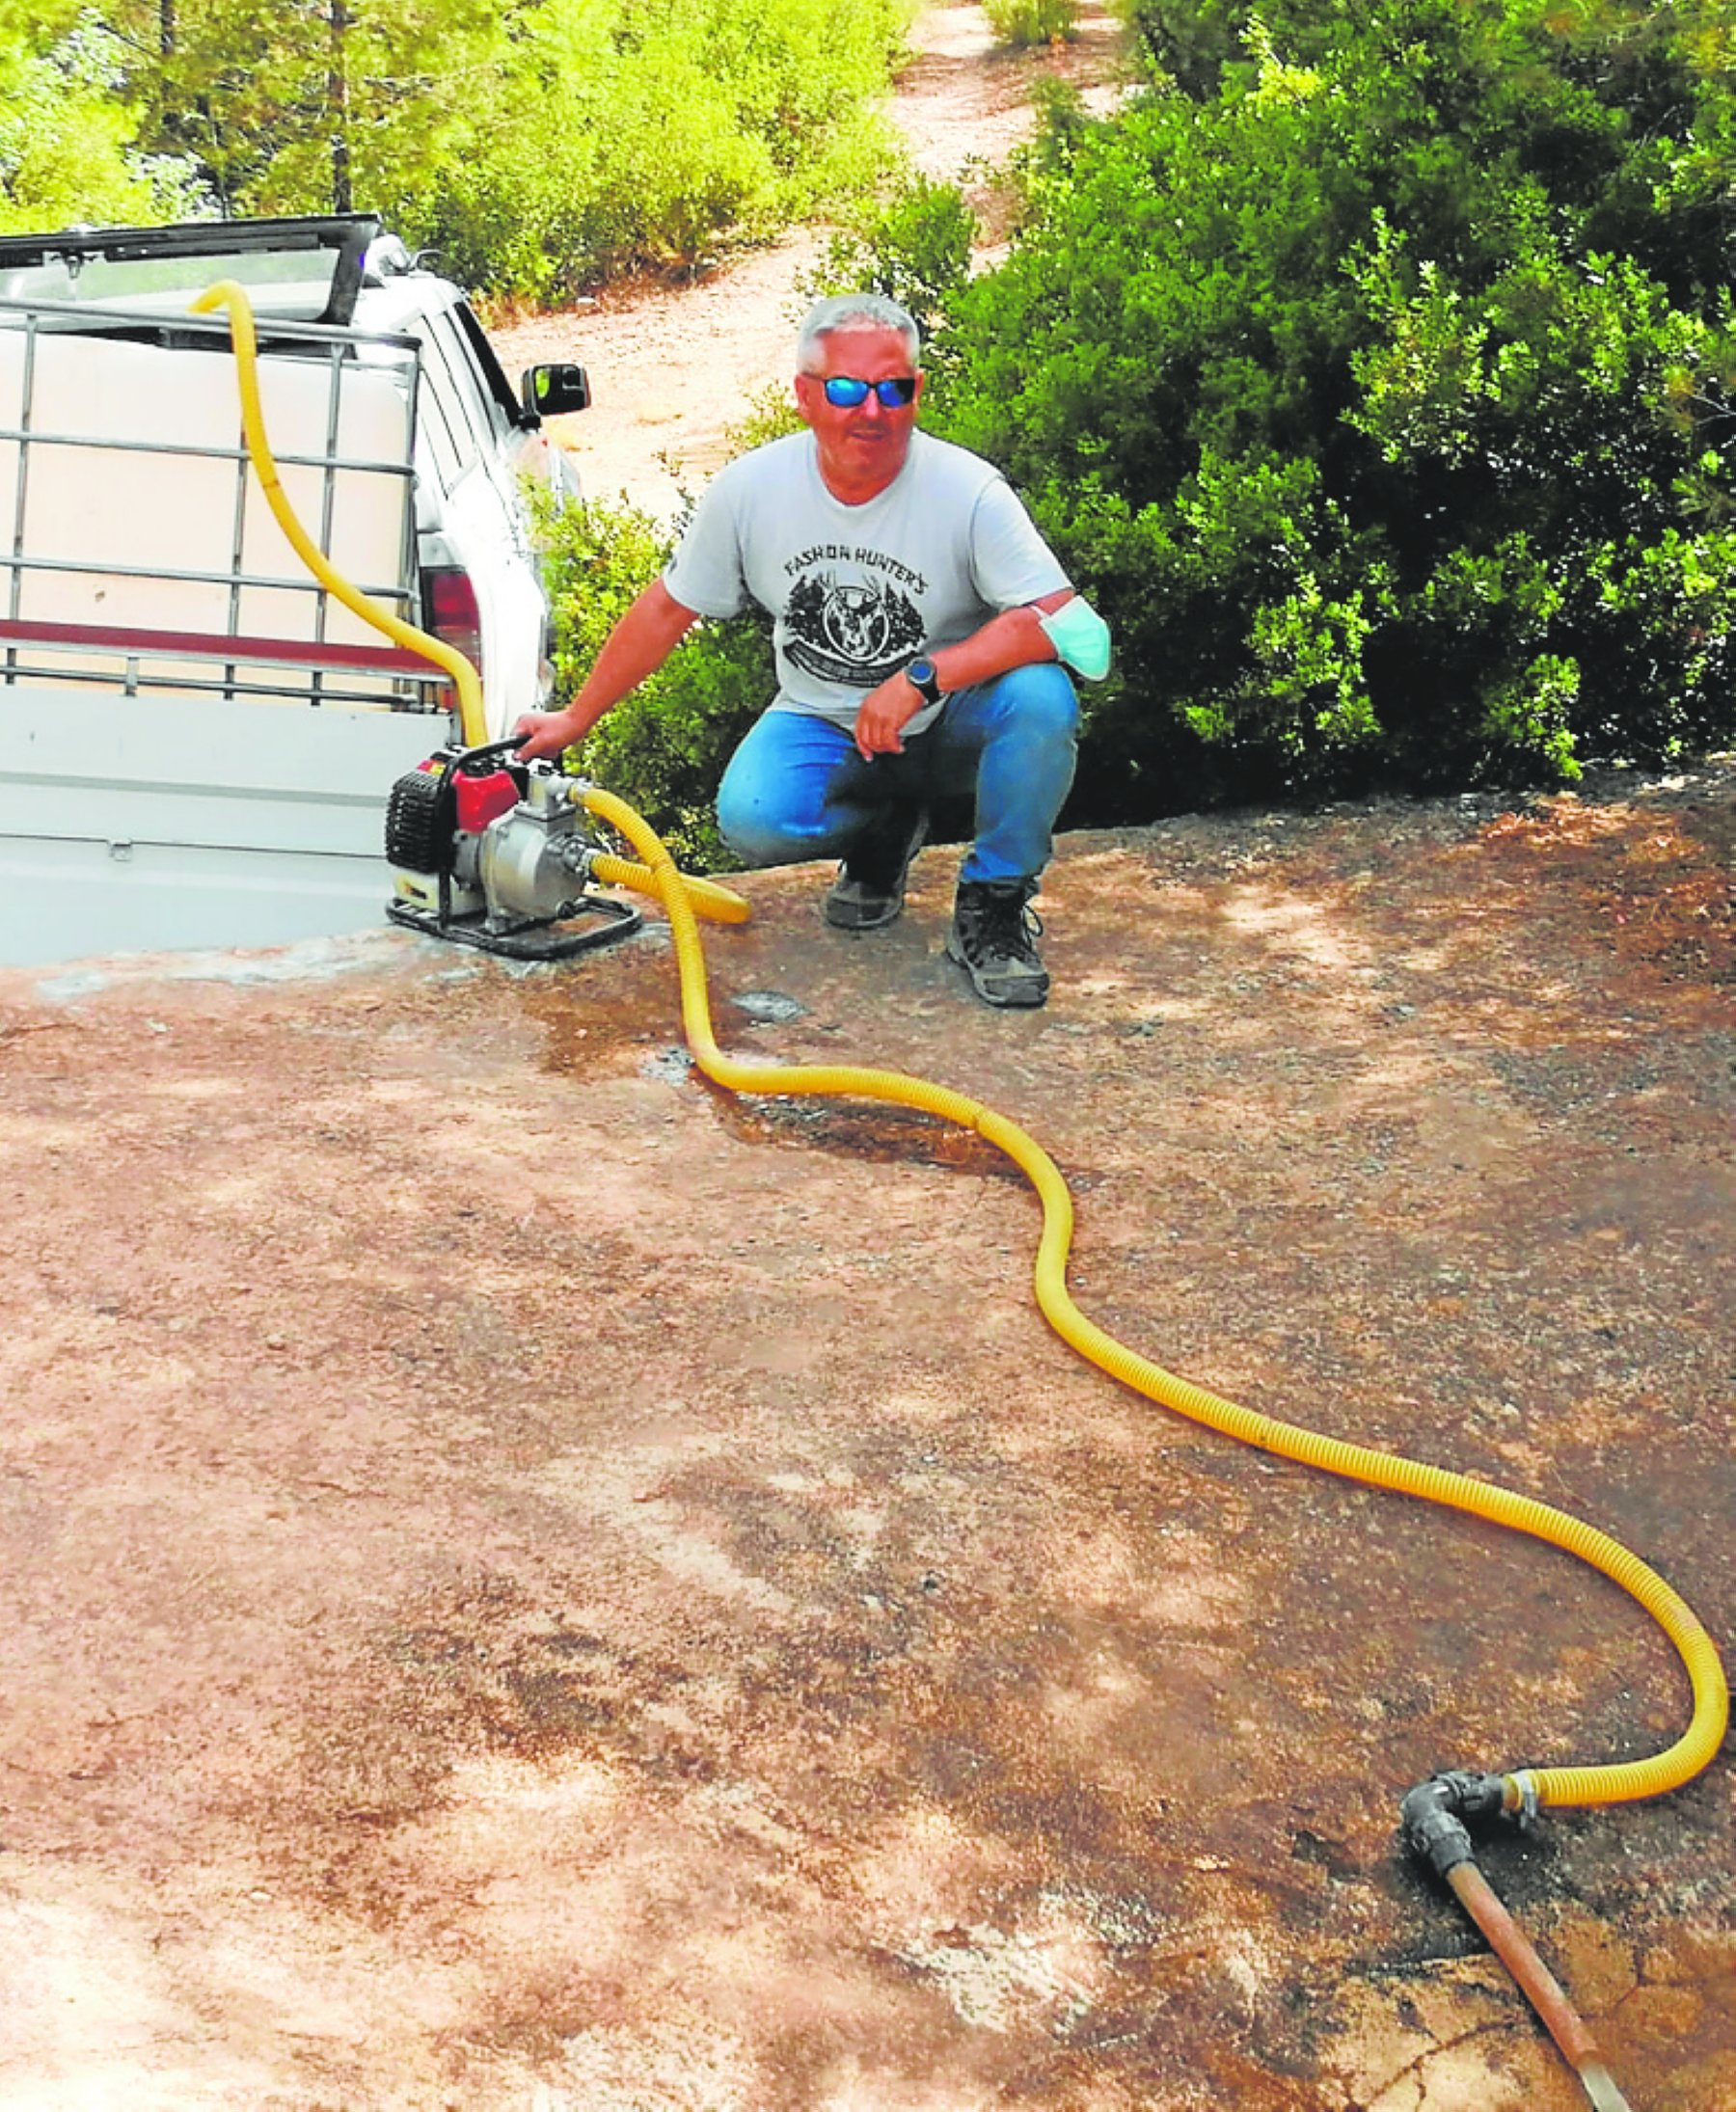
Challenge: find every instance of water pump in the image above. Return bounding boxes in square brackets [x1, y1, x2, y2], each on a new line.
[384, 739, 641, 961]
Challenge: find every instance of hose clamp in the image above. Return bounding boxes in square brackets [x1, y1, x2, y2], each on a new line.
[554, 834, 598, 880]
[1504, 1770, 1541, 1826]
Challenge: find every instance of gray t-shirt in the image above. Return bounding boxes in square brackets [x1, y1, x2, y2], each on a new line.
[662, 428, 1070, 735]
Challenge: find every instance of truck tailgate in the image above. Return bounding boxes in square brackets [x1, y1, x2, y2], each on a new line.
[0, 689, 445, 966]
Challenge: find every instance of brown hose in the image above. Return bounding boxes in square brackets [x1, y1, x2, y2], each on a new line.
[1446, 1860, 1602, 2072]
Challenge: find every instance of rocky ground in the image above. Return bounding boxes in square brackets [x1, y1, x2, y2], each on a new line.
[2, 760, 1732, 2108]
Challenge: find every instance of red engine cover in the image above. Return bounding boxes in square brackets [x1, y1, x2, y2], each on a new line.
[454, 769, 520, 836]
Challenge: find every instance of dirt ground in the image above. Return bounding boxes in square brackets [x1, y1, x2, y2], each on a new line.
[5, 9, 1732, 2105]
[2, 760, 1732, 2109]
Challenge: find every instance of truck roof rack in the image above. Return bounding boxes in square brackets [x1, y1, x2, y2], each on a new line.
[0, 215, 384, 327]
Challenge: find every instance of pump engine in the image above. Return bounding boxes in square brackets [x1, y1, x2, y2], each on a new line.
[384, 740, 641, 960]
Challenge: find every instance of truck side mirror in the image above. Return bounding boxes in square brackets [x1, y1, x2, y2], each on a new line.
[522, 364, 591, 420]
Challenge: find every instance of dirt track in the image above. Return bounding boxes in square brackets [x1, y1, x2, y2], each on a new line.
[2, 764, 1732, 2108]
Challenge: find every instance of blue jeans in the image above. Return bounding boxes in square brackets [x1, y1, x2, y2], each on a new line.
[715, 663, 1078, 885]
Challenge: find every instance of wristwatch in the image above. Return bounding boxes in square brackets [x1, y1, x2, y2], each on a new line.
[906, 656, 944, 705]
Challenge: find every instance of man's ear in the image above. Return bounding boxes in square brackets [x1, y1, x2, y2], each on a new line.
[793, 372, 818, 429]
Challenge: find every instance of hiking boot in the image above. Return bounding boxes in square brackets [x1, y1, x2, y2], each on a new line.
[824, 805, 928, 931]
[946, 876, 1049, 1008]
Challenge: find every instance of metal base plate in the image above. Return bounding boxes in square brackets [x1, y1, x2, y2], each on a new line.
[387, 891, 642, 961]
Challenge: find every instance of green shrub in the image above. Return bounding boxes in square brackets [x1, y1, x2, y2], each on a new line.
[800, 177, 979, 393]
[433, 0, 910, 293]
[984, 0, 1079, 48]
[32, 0, 910, 300]
[530, 489, 771, 871]
[439, 0, 909, 291]
[405, 0, 911, 296]
[890, 0, 1736, 814]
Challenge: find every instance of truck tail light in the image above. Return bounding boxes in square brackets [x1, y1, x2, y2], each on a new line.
[422, 566, 483, 676]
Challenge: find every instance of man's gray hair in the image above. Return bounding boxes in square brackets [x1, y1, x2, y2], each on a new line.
[797, 293, 921, 372]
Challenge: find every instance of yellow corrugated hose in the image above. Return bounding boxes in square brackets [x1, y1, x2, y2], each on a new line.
[581, 782, 1727, 1814]
[200, 270, 1722, 1804]
[590, 853, 750, 925]
[192, 278, 751, 930]
[203, 264, 1721, 2100]
[191, 278, 490, 745]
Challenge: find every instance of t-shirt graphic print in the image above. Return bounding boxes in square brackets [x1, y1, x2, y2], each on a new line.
[783, 564, 928, 689]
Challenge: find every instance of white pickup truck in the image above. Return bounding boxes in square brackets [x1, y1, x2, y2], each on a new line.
[0, 213, 591, 967]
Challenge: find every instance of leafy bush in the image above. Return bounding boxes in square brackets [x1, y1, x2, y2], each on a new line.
[0, 14, 205, 231]
[800, 177, 979, 390]
[530, 489, 771, 870]
[30, 0, 909, 300]
[897, 0, 1736, 815]
[433, 0, 909, 293]
[984, 0, 1079, 49]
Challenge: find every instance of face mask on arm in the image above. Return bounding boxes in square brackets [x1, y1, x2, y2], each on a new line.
[1039, 595, 1112, 681]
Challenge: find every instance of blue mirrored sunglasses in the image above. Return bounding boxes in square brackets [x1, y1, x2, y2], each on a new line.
[820, 374, 918, 408]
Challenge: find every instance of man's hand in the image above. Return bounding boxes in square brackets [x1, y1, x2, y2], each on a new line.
[854, 672, 924, 760]
[511, 707, 584, 763]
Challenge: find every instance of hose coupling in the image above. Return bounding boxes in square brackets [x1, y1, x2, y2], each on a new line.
[1399, 1770, 1512, 1882]
[553, 832, 598, 879]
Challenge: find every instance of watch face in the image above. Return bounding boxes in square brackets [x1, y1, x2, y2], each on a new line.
[909, 658, 939, 697]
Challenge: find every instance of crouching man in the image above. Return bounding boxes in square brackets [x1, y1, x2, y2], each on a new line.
[513, 292, 1110, 1009]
